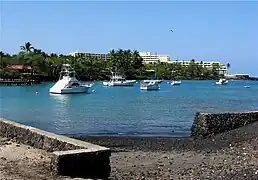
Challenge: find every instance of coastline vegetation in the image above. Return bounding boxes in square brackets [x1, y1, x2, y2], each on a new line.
[0, 42, 224, 81]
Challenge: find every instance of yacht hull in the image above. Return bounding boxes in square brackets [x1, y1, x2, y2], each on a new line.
[112, 81, 135, 86]
[215, 81, 228, 85]
[171, 81, 181, 86]
[140, 80, 160, 91]
[49, 86, 90, 94]
[215, 82, 228, 85]
[103, 80, 136, 86]
[140, 86, 160, 91]
[143, 80, 162, 84]
[103, 81, 109, 86]
[156, 80, 163, 84]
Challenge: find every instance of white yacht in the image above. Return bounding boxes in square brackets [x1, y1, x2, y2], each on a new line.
[215, 78, 228, 85]
[140, 80, 160, 90]
[156, 80, 163, 84]
[171, 80, 181, 86]
[144, 70, 163, 84]
[49, 64, 92, 94]
[103, 72, 136, 86]
[143, 79, 162, 84]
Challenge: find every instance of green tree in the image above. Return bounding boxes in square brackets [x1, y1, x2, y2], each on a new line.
[0, 44, 224, 81]
[20, 42, 34, 53]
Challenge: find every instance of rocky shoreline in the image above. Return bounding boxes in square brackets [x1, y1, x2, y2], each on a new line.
[1, 121, 257, 179]
[74, 121, 258, 153]
[75, 121, 258, 180]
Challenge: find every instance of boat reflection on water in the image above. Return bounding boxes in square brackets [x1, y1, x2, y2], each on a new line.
[49, 93, 70, 104]
[48, 93, 74, 133]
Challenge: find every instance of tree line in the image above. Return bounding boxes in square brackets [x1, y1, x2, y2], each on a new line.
[0, 42, 227, 81]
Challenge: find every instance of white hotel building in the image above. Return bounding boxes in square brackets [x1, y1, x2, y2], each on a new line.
[139, 52, 227, 74]
[139, 52, 171, 64]
[172, 60, 228, 74]
[69, 51, 110, 61]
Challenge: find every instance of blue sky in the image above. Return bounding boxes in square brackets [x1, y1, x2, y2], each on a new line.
[1, 1, 257, 75]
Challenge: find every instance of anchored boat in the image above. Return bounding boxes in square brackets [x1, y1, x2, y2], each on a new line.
[140, 80, 160, 91]
[49, 64, 92, 94]
[171, 80, 181, 86]
[142, 79, 162, 84]
[215, 78, 228, 85]
[103, 72, 136, 86]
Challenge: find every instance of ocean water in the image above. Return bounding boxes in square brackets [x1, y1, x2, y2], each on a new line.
[0, 80, 257, 137]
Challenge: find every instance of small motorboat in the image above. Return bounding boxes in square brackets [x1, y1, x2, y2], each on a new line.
[103, 81, 109, 86]
[140, 80, 160, 91]
[103, 72, 136, 86]
[142, 79, 162, 84]
[171, 80, 181, 86]
[244, 85, 250, 88]
[144, 70, 162, 84]
[216, 78, 228, 85]
[155, 80, 163, 84]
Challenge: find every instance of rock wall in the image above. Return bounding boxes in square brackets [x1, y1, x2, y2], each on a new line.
[0, 118, 111, 179]
[0, 119, 81, 152]
[191, 111, 258, 138]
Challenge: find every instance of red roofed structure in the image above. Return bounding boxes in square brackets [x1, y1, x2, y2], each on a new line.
[6, 65, 32, 70]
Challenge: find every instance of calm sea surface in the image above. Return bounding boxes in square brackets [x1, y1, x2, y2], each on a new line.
[0, 80, 257, 137]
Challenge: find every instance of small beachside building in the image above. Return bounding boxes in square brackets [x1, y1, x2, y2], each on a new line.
[6, 65, 32, 73]
[6, 65, 33, 78]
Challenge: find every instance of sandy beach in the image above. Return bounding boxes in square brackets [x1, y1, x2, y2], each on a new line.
[1, 122, 258, 180]
[0, 137, 57, 180]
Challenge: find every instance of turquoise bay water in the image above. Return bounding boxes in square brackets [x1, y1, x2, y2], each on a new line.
[0, 80, 257, 137]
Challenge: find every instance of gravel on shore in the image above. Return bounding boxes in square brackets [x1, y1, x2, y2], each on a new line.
[74, 122, 258, 153]
[0, 121, 257, 180]
[74, 121, 258, 180]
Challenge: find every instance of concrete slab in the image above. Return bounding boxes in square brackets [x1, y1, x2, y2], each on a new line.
[0, 118, 111, 179]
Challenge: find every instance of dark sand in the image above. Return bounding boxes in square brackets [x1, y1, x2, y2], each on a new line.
[0, 122, 257, 180]
[75, 121, 258, 180]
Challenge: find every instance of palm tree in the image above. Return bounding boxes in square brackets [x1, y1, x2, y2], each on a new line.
[107, 49, 118, 73]
[226, 63, 230, 75]
[0, 51, 4, 57]
[33, 48, 42, 54]
[0, 51, 8, 69]
[59, 54, 64, 58]
[190, 59, 195, 63]
[131, 50, 143, 69]
[81, 55, 99, 80]
[50, 53, 58, 58]
[20, 42, 34, 53]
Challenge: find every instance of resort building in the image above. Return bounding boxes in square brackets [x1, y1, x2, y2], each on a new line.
[171, 60, 228, 74]
[225, 74, 249, 79]
[138, 52, 171, 64]
[69, 51, 110, 61]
